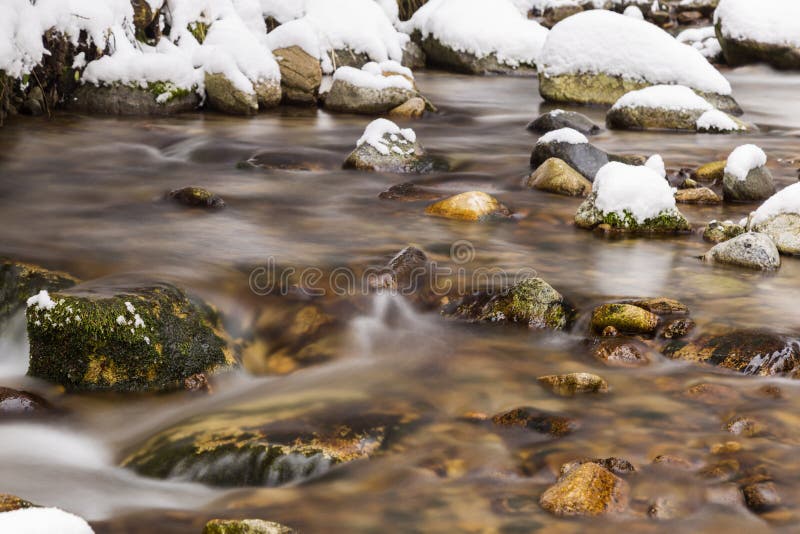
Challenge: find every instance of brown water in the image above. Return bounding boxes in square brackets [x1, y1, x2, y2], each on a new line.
[1, 65, 800, 533]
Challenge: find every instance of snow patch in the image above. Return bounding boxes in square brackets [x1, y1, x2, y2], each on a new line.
[0, 507, 94, 534]
[751, 182, 800, 226]
[593, 162, 677, 223]
[725, 144, 767, 182]
[357, 119, 416, 155]
[611, 84, 713, 111]
[332, 64, 414, 91]
[715, 0, 800, 48]
[696, 109, 742, 132]
[26, 290, 56, 311]
[537, 127, 588, 145]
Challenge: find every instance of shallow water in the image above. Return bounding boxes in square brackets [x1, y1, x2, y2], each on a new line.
[1, 66, 800, 532]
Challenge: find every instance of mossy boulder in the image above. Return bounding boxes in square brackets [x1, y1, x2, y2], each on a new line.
[122, 400, 414, 486]
[204, 72, 258, 116]
[525, 158, 592, 197]
[442, 277, 574, 330]
[703, 220, 745, 243]
[491, 407, 577, 437]
[540, 462, 630, 516]
[167, 187, 225, 209]
[530, 138, 609, 181]
[723, 165, 776, 203]
[1, 261, 78, 321]
[26, 280, 234, 392]
[715, 23, 800, 70]
[537, 372, 608, 396]
[324, 79, 417, 115]
[204, 519, 295, 534]
[590, 303, 659, 335]
[538, 72, 742, 116]
[527, 110, 601, 136]
[702, 232, 781, 270]
[695, 160, 726, 182]
[344, 132, 442, 173]
[575, 193, 691, 234]
[418, 35, 535, 75]
[607, 106, 705, 131]
[69, 83, 198, 115]
[274, 46, 321, 105]
[752, 213, 800, 255]
[662, 330, 800, 376]
[424, 191, 511, 221]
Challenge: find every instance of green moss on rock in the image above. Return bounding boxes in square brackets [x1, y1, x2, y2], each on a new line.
[575, 193, 691, 234]
[204, 519, 295, 534]
[1, 260, 78, 321]
[26, 281, 234, 392]
[590, 303, 659, 335]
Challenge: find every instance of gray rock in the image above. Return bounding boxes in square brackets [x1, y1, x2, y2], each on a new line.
[418, 35, 535, 75]
[703, 232, 780, 270]
[530, 139, 609, 181]
[324, 79, 417, 114]
[204, 72, 258, 115]
[274, 46, 322, 105]
[69, 83, 199, 115]
[527, 110, 601, 136]
[401, 41, 426, 70]
[723, 166, 776, 202]
[752, 213, 800, 255]
[716, 21, 800, 70]
[344, 132, 441, 173]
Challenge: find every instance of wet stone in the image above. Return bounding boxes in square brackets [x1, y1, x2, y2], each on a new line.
[0, 494, 35, 513]
[590, 303, 659, 335]
[560, 457, 636, 476]
[378, 182, 442, 202]
[592, 339, 650, 367]
[525, 157, 592, 197]
[694, 160, 726, 182]
[540, 462, 630, 517]
[703, 220, 745, 244]
[530, 138, 609, 181]
[0, 386, 54, 416]
[702, 232, 781, 271]
[662, 318, 696, 339]
[537, 372, 608, 396]
[167, 187, 225, 209]
[725, 415, 768, 438]
[491, 407, 578, 437]
[683, 382, 742, 405]
[622, 297, 688, 315]
[741, 479, 781, 513]
[675, 187, 721, 204]
[203, 519, 296, 534]
[424, 191, 512, 221]
[1, 261, 78, 321]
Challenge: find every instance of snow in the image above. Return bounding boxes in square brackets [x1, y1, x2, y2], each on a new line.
[696, 109, 742, 131]
[406, 0, 549, 68]
[259, 0, 307, 23]
[611, 84, 714, 111]
[715, 0, 800, 48]
[623, 6, 645, 19]
[363, 60, 413, 79]
[356, 119, 416, 155]
[0, 507, 94, 534]
[265, 0, 409, 74]
[677, 26, 722, 60]
[537, 127, 588, 145]
[537, 10, 732, 95]
[725, 144, 767, 182]
[332, 64, 414, 91]
[645, 154, 666, 178]
[751, 182, 800, 226]
[592, 162, 677, 223]
[26, 290, 56, 311]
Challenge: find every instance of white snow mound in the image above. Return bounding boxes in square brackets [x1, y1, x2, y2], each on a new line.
[593, 162, 677, 223]
[612, 85, 713, 111]
[0, 507, 94, 534]
[725, 144, 767, 182]
[537, 127, 588, 145]
[715, 0, 800, 48]
[357, 118, 416, 155]
[751, 182, 800, 225]
[333, 61, 414, 91]
[696, 109, 742, 131]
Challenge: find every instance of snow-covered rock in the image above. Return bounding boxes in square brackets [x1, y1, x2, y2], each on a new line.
[537, 10, 741, 114]
[575, 162, 691, 233]
[703, 232, 781, 270]
[406, 0, 549, 74]
[606, 85, 746, 132]
[324, 62, 419, 114]
[531, 128, 610, 180]
[265, 0, 410, 74]
[677, 27, 723, 63]
[750, 182, 800, 255]
[0, 506, 94, 534]
[723, 145, 776, 202]
[344, 119, 439, 173]
[714, 0, 800, 70]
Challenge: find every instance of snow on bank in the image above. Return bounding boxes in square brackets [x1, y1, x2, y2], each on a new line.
[751, 182, 800, 226]
[696, 109, 742, 132]
[333, 62, 414, 91]
[537, 10, 732, 95]
[265, 0, 408, 74]
[715, 0, 800, 48]
[537, 127, 588, 145]
[406, 0, 549, 67]
[611, 85, 714, 111]
[725, 144, 767, 181]
[593, 162, 677, 223]
[357, 119, 416, 155]
[0, 507, 94, 534]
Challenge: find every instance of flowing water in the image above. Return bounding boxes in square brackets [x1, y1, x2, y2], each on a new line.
[0, 66, 799, 533]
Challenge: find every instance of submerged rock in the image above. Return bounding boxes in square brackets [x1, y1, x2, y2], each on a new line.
[167, 187, 225, 209]
[424, 191, 511, 221]
[530, 129, 609, 181]
[525, 158, 592, 197]
[537, 373, 608, 396]
[590, 303, 659, 335]
[527, 110, 601, 136]
[741, 478, 781, 513]
[69, 83, 199, 115]
[204, 519, 295, 534]
[662, 330, 800, 376]
[1, 261, 77, 321]
[122, 401, 412, 486]
[592, 339, 650, 367]
[0, 387, 54, 416]
[369, 246, 442, 309]
[274, 46, 321, 105]
[26, 280, 234, 392]
[204, 72, 258, 116]
[702, 232, 781, 270]
[703, 220, 745, 243]
[378, 182, 442, 202]
[442, 277, 574, 330]
[540, 462, 630, 516]
[491, 407, 577, 437]
[344, 119, 439, 173]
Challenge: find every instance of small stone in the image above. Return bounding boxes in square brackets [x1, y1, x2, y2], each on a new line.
[710, 441, 742, 455]
[703, 232, 781, 270]
[425, 191, 511, 221]
[184, 373, 212, 393]
[662, 318, 695, 339]
[526, 110, 601, 136]
[560, 457, 635, 476]
[675, 187, 721, 204]
[601, 326, 618, 337]
[703, 220, 745, 243]
[530, 137, 609, 181]
[325, 77, 416, 114]
[388, 97, 426, 119]
[537, 372, 608, 396]
[540, 462, 630, 516]
[652, 455, 693, 470]
[167, 187, 225, 209]
[0, 386, 54, 415]
[525, 157, 592, 197]
[683, 383, 740, 405]
[694, 160, 726, 182]
[491, 407, 578, 437]
[699, 459, 740, 481]
[203, 519, 296, 534]
[378, 182, 442, 202]
[590, 303, 659, 335]
[725, 415, 767, 437]
[741, 480, 781, 513]
[592, 339, 649, 367]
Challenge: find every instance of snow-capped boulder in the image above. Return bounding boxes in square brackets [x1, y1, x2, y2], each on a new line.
[750, 183, 800, 255]
[273, 46, 322, 105]
[703, 232, 781, 270]
[606, 85, 746, 132]
[677, 26, 723, 63]
[722, 145, 776, 202]
[527, 109, 601, 136]
[265, 0, 411, 74]
[537, 10, 741, 114]
[344, 119, 437, 173]
[714, 0, 800, 70]
[530, 128, 609, 181]
[575, 162, 691, 233]
[324, 62, 419, 114]
[406, 0, 549, 75]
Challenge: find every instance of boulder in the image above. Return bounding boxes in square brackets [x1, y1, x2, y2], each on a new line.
[590, 303, 659, 335]
[204, 72, 258, 116]
[424, 191, 511, 221]
[204, 519, 295, 534]
[575, 195, 691, 234]
[26, 280, 234, 392]
[662, 330, 800, 376]
[69, 83, 199, 115]
[540, 462, 630, 516]
[526, 110, 601, 136]
[525, 158, 592, 197]
[1, 261, 77, 321]
[167, 187, 225, 209]
[273, 46, 321, 105]
[703, 220, 745, 243]
[723, 166, 775, 202]
[442, 277, 574, 330]
[702, 232, 781, 270]
[537, 373, 608, 396]
[344, 119, 440, 173]
[389, 97, 426, 119]
[530, 130, 609, 181]
[324, 73, 417, 115]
